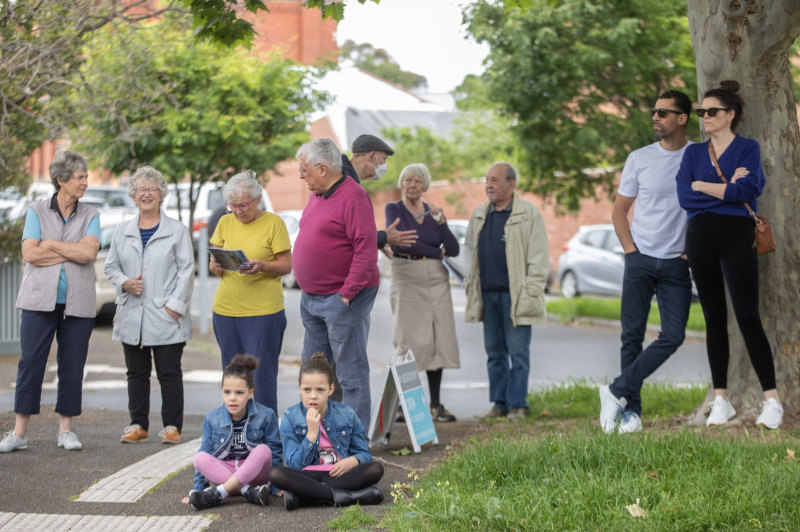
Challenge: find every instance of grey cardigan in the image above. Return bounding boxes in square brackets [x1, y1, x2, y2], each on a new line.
[104, 212, 194, 346]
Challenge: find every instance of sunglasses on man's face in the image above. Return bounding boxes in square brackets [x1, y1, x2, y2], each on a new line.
[695, 107, 731, 118]
[650, 108, 683, 118]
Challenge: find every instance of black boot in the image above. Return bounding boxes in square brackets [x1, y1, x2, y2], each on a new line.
[283, 490, 305, 511]
[331, 485, 384, 507]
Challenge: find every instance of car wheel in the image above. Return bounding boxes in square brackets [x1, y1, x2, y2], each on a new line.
[282, 271, 297, 289]
[560, 271, 579, 298]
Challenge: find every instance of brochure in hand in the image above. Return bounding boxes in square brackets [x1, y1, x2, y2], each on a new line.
[209, 248, 249, 271]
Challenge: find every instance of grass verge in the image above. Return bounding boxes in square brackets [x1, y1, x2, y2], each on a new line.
[526, 380, 707, 420]
[546, 297, 706, 332]
[326, 505, 377, 530]
[381, 429, 799, 531]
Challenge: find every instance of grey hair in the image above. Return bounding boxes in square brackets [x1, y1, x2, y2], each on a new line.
[295, 138, 343, 172]
[397, 163, 431, 192]
[128, 166, 169, 206]
[493, 161, 518, 182]
[49, 150, 88, 191]
[223, 170, 262, 201]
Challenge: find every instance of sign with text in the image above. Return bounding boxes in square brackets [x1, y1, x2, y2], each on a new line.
[368, 350, 438, 453]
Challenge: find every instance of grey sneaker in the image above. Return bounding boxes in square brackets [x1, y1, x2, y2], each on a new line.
[599, 385, 627, 433]
[190, 486, 222, 510]
[243, 484, 270, 506]
[480, 407, 508, 420]
[618, 410, 643, 434]
[0, 431, 27, 453]
[506, 408, 529, 422]
[57, 430, 83, 451]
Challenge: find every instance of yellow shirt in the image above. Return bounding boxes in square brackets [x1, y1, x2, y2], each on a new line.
[210, 212, 291, 317]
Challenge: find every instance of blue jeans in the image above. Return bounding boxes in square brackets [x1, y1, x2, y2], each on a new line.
[300, 286, 379, 428]
[610, 252, 691, 416]
[482, 291, 532, 411]
[16, 305, 94, 417]
[213, 310, 286, 413]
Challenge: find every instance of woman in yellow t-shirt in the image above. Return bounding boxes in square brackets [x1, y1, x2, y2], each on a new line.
[209, 171, 292, 412]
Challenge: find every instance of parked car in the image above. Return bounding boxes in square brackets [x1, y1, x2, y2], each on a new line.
[557, 224, 697, 299]
[94, 221, 119, 316]
[277, 209, 302, 289]
[85, 185, 136, 208]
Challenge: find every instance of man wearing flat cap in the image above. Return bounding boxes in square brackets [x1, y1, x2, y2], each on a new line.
[342, 134, 417, 250]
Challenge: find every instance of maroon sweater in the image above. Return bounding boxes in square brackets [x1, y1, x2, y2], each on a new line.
[292, 177, 379, 300]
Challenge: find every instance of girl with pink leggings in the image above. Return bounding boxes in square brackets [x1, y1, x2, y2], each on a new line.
[184, 354, 283, 510]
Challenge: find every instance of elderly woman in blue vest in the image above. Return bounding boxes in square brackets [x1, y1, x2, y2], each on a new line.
[1, 150, 100, 453]
[104, 166, 194, 445]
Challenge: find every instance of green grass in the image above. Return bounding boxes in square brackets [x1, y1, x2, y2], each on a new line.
[381, 430, 800, 531]
[546, 297, 706, 332]
[326, 505, 377, 530]
[526, 381, 707, 420]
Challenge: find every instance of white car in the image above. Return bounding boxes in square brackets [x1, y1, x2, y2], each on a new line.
[94, 222, 119, 316]
[277, 210, 302, 289]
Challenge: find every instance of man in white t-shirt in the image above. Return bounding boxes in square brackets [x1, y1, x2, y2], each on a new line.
[599, 90, 694, 434]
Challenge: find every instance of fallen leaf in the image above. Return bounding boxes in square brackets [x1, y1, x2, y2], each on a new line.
[390, 447, 412, 456]
[539, 409, 551, 417]
[786, 448, 796, 461]
[561, 404, 571, 409]
[626, 498, 647, 518]
[647, 470, 658, 480]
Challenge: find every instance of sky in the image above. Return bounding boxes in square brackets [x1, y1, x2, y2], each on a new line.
[334, 0, 489, 94]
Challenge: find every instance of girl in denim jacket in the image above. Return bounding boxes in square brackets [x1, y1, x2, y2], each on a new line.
[184, 354, 282, 510]
[269, 353, 384, 510]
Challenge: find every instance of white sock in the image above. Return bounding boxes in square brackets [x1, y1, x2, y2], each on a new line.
[241, 484, 250, 495]
[216, 485, 228, 499]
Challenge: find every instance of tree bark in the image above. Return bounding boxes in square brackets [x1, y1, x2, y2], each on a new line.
[687, 0, 800, 418]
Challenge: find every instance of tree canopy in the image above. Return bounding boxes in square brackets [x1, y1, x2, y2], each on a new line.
[463, 0, 697, 210]
[73, 12, 327, 228]
[340, 40, 428, 90]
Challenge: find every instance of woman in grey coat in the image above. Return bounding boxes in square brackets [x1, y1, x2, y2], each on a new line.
[104, 166, 194, 444]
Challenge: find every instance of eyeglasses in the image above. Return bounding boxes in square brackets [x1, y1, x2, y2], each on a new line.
[650, 108, 683, 118]
[225, 198, 256, 212]
[298, 163, 322, 177]
[135, 187, 160, 195]
[696, 107, 731, 118]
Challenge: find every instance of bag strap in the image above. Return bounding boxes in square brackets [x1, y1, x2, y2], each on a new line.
[707, 141, 758, 219]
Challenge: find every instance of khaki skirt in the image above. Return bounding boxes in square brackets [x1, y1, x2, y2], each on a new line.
[390, 257, 460, 370]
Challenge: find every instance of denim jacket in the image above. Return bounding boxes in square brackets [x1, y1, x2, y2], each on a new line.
[193, 399, 282, 493]
[280, 400, 371, 469]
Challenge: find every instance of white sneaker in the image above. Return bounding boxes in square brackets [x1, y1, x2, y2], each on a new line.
[706, 395, 736, 426]
[599, 385, 627, 433]
[0, 432, 27, 453]
[58, 430, 83, 451]
[756, 398, 783, 429]
[618, 410, 643, 434]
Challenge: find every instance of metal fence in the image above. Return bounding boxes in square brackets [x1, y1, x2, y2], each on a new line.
[0, 261, 21, 355]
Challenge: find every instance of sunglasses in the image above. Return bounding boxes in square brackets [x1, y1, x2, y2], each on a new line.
[695, 107, 731, 118]
[650, 108, 683, 118]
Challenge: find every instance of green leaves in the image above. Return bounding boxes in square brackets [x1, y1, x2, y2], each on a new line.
[463, 0, 697, 209]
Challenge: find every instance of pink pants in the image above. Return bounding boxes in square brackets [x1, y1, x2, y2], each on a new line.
[194, 444, 272, 488]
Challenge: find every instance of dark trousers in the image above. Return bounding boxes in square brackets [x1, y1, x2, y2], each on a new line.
[610, 252, 691, 415]
[15, 305, 94, 416]
[213, 310, 286, 413]
[685, 213, 776, 391]
[122, 342, 185, 432]
[268, 463, 384, 501]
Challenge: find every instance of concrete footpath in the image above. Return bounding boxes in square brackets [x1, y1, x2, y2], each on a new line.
[0, 323, 488, 531]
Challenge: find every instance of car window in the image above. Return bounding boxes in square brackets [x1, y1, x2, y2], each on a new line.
[99, 226, 116, 251]
[207, 189, 225, 210]
[280, 215, 299, 234]
[603, 231, 623, 252]
[448, 223, 467, 245]
[582, 230, 607, 248]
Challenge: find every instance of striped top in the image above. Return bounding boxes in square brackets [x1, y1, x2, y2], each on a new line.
[139, 224, 159, 247]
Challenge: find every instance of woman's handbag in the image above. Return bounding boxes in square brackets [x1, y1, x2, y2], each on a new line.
[708, 142, 776, 255]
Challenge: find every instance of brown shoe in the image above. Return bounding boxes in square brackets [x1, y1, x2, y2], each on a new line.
[160, 425, 181, 444]
[480, 407, 508, 420]
[507, 408, 529, 422]
[431, 404, 456, 422]
[120, 424, 148, 443]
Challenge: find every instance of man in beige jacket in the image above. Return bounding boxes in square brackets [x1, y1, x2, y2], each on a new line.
[465, 162, 549, 421]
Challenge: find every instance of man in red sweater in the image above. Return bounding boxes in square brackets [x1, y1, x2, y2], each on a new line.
[292, 138, 380, 429]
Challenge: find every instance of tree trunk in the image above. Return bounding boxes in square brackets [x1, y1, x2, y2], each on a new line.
[686, 1, 800, 419]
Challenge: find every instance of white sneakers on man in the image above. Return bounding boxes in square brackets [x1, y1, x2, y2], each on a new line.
[706, 395, 736, 426]
[756, 398, 783, 429]
[599, 385, 627, 433]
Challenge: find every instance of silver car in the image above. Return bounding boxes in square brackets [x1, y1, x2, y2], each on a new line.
[557, 224, 624, 298]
